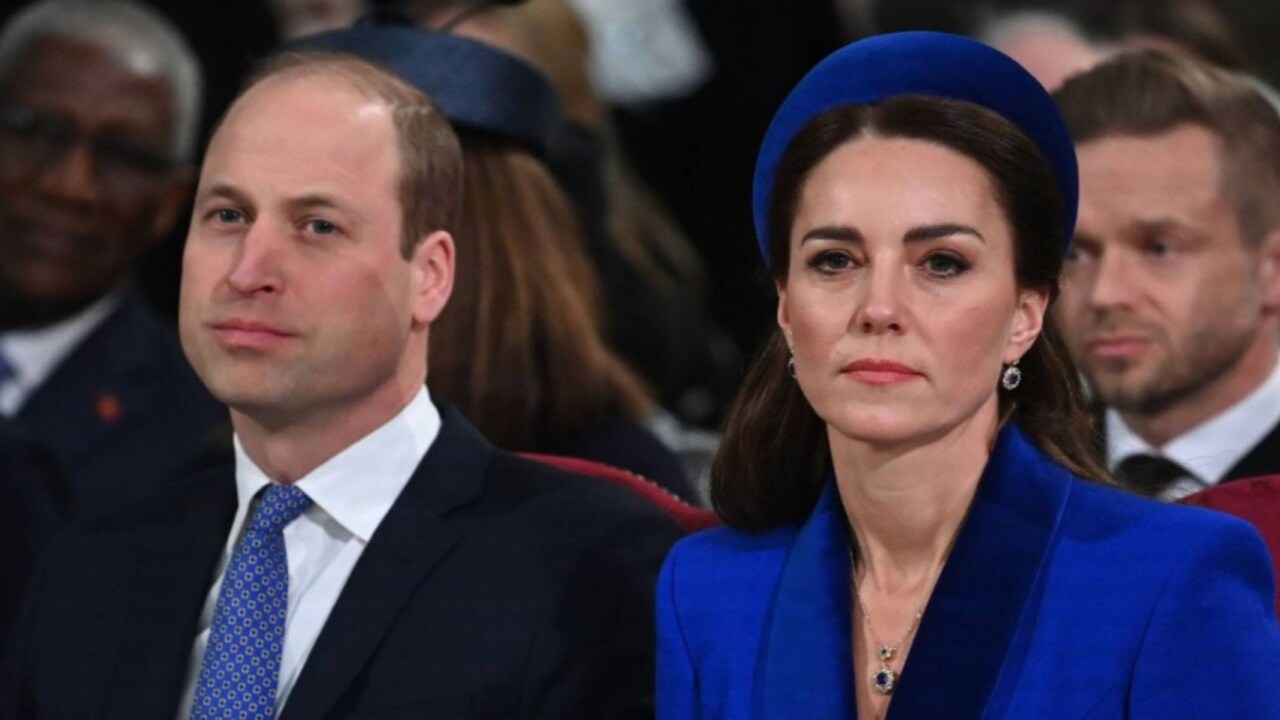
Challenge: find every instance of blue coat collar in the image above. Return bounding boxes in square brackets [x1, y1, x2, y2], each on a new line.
[755, 425, 1075, 719]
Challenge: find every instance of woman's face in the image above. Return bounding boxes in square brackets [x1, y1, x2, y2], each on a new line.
[778, 136, 1047, 450]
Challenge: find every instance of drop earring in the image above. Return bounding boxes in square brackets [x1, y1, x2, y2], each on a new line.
[1001, 360, 1022, 390]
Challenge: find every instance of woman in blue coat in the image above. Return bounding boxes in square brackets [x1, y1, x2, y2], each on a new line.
[656, 32, 1280, 719]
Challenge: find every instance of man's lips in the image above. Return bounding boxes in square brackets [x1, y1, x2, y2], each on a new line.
[210, 319, 296, 349]
[1087, 335, 1151, 360]
[840, 359, 923, 385]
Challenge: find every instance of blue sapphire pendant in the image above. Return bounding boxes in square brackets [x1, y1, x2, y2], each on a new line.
[873, 667, 897, 695]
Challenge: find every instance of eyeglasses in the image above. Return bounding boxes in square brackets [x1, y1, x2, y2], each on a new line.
[0, 104, 175, 189]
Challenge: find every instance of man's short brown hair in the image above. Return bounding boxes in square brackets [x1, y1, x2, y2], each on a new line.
[239, 51, 463, 257]
[1054, 49, 1280, 246]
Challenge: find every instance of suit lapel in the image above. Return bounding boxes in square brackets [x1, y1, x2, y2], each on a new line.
[280, 408, 488, 720]
[17, 295, 146, 462]
[887, 426, 1071, 719]
[753, 480, 855, 719]
[752, 425, 1072, 720]
[1223, 417, 1280, 482]
[102, 470, 237, 719]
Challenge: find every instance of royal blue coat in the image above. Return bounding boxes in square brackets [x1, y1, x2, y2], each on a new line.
[657, 425, 1280, 718]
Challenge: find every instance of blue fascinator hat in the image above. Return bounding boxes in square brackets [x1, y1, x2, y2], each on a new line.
[751, 31, 1078, 266]
[291, 21, 563, 158]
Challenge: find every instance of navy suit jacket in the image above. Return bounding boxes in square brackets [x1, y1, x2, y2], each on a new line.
[657, 425, 1280, 719]
[14, 291, 227, 517]
[3, 407, 683, 719]
[0, 418, 68, 652]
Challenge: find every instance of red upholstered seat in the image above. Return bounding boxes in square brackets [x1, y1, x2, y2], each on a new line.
[1182, 475, 1280, 616]
[520, 453, 720, 533]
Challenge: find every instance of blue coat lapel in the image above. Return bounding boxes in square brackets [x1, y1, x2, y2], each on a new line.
[754, 480, 855, 719]
[754, 425, 1073, 720]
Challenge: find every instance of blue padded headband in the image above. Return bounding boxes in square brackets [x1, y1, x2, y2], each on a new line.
[751, 31, 1078, 266]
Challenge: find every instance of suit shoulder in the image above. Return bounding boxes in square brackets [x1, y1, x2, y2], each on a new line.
[1063, 477, 1270, 562]
[661, 525, 797, 606]
[484, 450, 685, 542]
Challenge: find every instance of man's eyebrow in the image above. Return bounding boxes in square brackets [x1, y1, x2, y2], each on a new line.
[196, 183, 251, 207]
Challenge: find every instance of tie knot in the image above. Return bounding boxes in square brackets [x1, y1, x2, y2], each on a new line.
[1116, 454, 1189, 498]
[249, 484, 313, 534]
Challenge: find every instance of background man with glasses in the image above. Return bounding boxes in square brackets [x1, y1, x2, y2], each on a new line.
[0, 0, 225, 518]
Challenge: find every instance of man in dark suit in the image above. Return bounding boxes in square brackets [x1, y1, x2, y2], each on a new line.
[2, 48, 682, 718]
[1052, 50, 1280, 499]
[0, 417, 67, 652]
[0, 0, 226, 517]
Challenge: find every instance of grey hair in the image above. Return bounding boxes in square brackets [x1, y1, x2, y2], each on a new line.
[0, 0, 204, 161]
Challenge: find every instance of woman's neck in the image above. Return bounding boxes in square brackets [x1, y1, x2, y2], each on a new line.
[831, 411, 996, 592]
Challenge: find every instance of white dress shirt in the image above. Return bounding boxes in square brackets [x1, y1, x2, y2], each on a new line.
[0, 292, 120, 416]
[1107, 360, 1280, 500]
[177, 387, 441, 718]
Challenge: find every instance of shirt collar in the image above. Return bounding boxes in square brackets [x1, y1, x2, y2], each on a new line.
[233, 386, 441, 542]
[1107, 360, 1280, 485]
[0, 291, 121, 394]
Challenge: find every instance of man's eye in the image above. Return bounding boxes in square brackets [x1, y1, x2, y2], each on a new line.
[307, 219, 338, 235]
[1146, 240, 1173, 257]
[213, 208, 243, 224]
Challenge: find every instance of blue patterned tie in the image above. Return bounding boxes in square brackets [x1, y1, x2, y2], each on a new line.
[191, 484, 313, 720]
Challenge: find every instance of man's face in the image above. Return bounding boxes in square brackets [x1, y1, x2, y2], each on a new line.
[1057, 124, 1274, 416]
[0, 34, 185, 322]
[179, 71, 448, 428]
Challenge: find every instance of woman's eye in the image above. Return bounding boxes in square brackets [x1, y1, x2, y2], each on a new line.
[923, 252, 969, 277]
[808, 251, 854, 273]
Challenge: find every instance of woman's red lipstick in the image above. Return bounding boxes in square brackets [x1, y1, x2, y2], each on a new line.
[841, 359, 923, 385]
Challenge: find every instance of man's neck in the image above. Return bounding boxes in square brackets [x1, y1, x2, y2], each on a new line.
[1122, 336, 1279, 448]
[232, 379, 424, 484]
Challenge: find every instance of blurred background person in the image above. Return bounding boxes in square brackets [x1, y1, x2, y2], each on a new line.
[414, 0, 739, 438]
[1053, 50, 1280, 500]
[657, 33, 1280, 718]
[302, 21, 699, 501]
[0, 0, 225, 517]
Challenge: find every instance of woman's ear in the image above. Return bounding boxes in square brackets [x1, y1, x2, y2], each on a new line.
[776, 278, 794, 350]
[1007, 286, 1050, 362]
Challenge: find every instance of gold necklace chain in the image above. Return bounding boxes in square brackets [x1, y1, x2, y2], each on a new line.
[849, 547, 942, 696]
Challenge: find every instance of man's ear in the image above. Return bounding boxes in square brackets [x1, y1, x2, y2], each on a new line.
[148, 165, 196, 241]
[410, 229, 455, 326]
[1260, 227, 1280, 311]
[1007, 285, 1050, 362]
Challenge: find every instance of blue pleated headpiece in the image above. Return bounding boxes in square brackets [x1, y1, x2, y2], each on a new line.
[291, 24, 563, 158]
[752, 31, 1078, 266]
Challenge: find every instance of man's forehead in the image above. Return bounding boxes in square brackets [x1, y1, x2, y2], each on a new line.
[226, 69, 394, 132]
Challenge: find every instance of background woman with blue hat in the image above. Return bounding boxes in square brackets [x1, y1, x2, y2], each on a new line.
[656, 31, 1280, 718]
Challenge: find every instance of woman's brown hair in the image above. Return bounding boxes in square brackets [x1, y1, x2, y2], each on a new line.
[712, 97, 1108, 531]
[427, 129, 652, 450]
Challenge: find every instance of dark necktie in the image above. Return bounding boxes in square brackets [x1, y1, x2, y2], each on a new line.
[1116, 454, 1190, 498]
[0, 351, 14, 385]
[191, 484, 312, 719]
